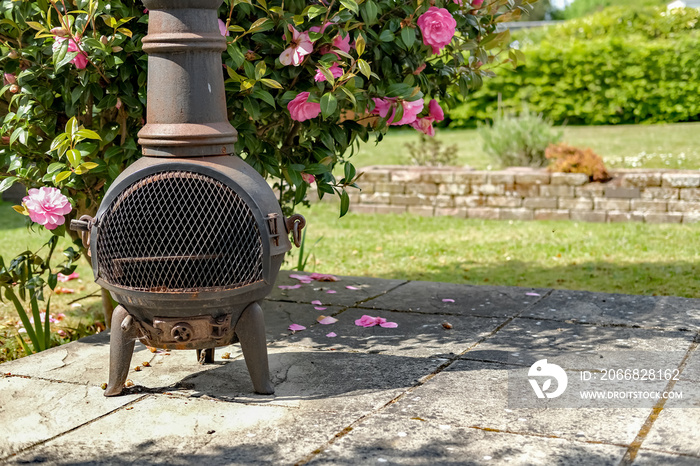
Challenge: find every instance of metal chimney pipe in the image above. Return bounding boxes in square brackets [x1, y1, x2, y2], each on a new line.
[137, 0, 237, 157]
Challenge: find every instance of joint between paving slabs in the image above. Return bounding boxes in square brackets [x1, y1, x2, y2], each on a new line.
[293, 289, 555, 465]
[0, 394, 150, 462]
[619, 331, 700, 466]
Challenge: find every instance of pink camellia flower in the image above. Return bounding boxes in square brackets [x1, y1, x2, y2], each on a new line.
[288, 92, 321, 122]
[417, 7, 457, 55]
[332, 33, 351, 54]
[302, 172, 316, 184]
[410, 116, 436, 137]
[280, 25, 314, 66]
[52, 36, 89, 69]
[218, 19, 229, 37]
[22, 187, 72, 230]
[413, 63, 426, 75]
[309, 22, 333, 34]
[3, 73, 16, 85]
[314, 62, 343, 82]
[429, 99, 445, 121]
[370, 98, 424, 126]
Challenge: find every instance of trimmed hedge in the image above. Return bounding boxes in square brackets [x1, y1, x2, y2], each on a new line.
[449, 7, 700, 127]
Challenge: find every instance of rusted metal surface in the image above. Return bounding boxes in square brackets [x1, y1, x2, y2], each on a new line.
[138, 0, 237, 157]
[72, 0, 303, 398]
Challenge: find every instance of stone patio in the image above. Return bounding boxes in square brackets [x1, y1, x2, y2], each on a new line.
[1, 271, 699, 465]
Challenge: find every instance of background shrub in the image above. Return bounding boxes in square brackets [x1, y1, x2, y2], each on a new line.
[478, 108, 562, 167]
[449, 6, 700, 127]
[405, 135, 459, 167]
[552, 0, 667, 20]
[546, 143, 610, 182]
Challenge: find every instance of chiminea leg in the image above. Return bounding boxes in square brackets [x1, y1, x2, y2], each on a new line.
[196, 348, 215, 364]
[104, 305, 138, 397]
[235, 301, 274, 395]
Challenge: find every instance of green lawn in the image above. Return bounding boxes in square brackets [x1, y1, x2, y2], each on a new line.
[350, 122, 700, 170]
[292, 202, 700, 299]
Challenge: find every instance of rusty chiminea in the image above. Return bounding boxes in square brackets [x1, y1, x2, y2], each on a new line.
[71, 0, 304, 396]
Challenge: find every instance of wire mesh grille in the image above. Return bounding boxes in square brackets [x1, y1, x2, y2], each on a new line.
[96, 171, 263, 292]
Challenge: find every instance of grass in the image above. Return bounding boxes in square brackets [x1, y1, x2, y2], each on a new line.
[349, 122, 700, 170]
[291, 202, 700, 299]
[0, 202, 103, 363]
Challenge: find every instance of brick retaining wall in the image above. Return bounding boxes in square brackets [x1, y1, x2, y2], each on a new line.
[340, 166, 700, 224]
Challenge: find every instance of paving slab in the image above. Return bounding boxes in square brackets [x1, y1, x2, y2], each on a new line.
[348, 359, 653, 446]
[639, 379, 700, 457]
[0, 376, 143, 458]
[522, 289, 700, 330]
[359, 280, 550, 318]
[282, 307, 505, 357]
[7, 395, 349, 466]
[309, 418, 628, 465]
[267, 271, 407, 307]
[633, 450, 700, 465]
[460, 317, 696, 369]
[172, 345, 440, 414]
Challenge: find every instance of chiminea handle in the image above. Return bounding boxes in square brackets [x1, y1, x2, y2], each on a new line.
[285, 214, 306, 248]
[69, 215, 95, 252]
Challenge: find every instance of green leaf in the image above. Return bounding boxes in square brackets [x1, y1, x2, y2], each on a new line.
[357, 59, 371, 79]
[75, 129, 101, 140]
[355, 34, 365, 57]
[65, 117, 79, 138]
[344, 162, 356, 182]
[66, 149, 82, 168]
[320, 93, 337, 119]
[339, 189, 350, 217]
[248, 18, 268, 33]
[340, 0, 359, 14]
[260, 78, 283, 89]
[254, 60, 266, 80]
[379, 29, 394, 42]
[228, 25, 245, 33]
[56, 51, 79, 72]
[252, 88, 276, 108]
[55, 171, 72, 183]
[0, 176, 18, 193]
[401, 26, 415, 48]
[308, 5, 327, 19]
[339, 86, 357, 106]
[47, 162, 65, 174]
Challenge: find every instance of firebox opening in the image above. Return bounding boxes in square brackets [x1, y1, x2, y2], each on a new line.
[96, 170, 264, 292]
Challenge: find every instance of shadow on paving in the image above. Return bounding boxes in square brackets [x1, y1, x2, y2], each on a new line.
[371, 260, 700, 299]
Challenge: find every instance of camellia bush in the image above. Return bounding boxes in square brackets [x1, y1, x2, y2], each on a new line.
[0, 0, 531, 351]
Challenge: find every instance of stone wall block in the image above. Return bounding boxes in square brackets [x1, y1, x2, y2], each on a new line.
[662, 173, 700, 188]
[630, 200, 667, 213]
[391, 170, 423, 183]
[486, 196, 522, 208]
[515, 172, 550, 185]
[360, 169, 391, 182]
[680, 188, 700, 201]
[619, 173, 661, 187]
[523, 198, 558, 209]
[640, 187, 680, 200]
[420, 170, 455, 184]
[534, 209, 570, 221]
[558, 198, 593, 211]
[373, 182, 405, 194]
[605, 187, 640, 199]
[667, 201, 700, 213]
[540, 185, 575, 198]
[488, 173, 515, 185]
[435, 207, 467, 218]
[406, 183, 439, 195]
[438, 184, 469, 196]
[360, 193, 392, 205]
[473, 184, 506, 196]
[608, 211, 644, 223]
[594, 198, 630, 211]
[575, 183, 606, 198]
[454, 196, 486, 208]
[644, 212, 683, 224]
[454, 172, 488, 184]
[408, 206, 435, 217]
[466, 207, 500, 220]
[550, 173, 589, 186]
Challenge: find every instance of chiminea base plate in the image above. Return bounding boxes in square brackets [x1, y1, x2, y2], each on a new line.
[104, 302, 274, 397]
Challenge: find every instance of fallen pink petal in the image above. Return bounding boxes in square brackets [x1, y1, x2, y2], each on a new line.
[310, 273, 339, 282]
[57, 271, 80, 282]
[346, 285, 360, 290]
[311, 300, 323, 305]
[278, 284, 302, 290]
[442, 298, 455, 303]
[317, 316, 338, 325]
[315, 306, 327, 311]
[289, 273, 311, 282]
[326, 290, 337, 294]
[326, 332, 337, 338]
[526, 292, 541, 297]
[380, 321, 398, 328]
[288, 323, 306, 332]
